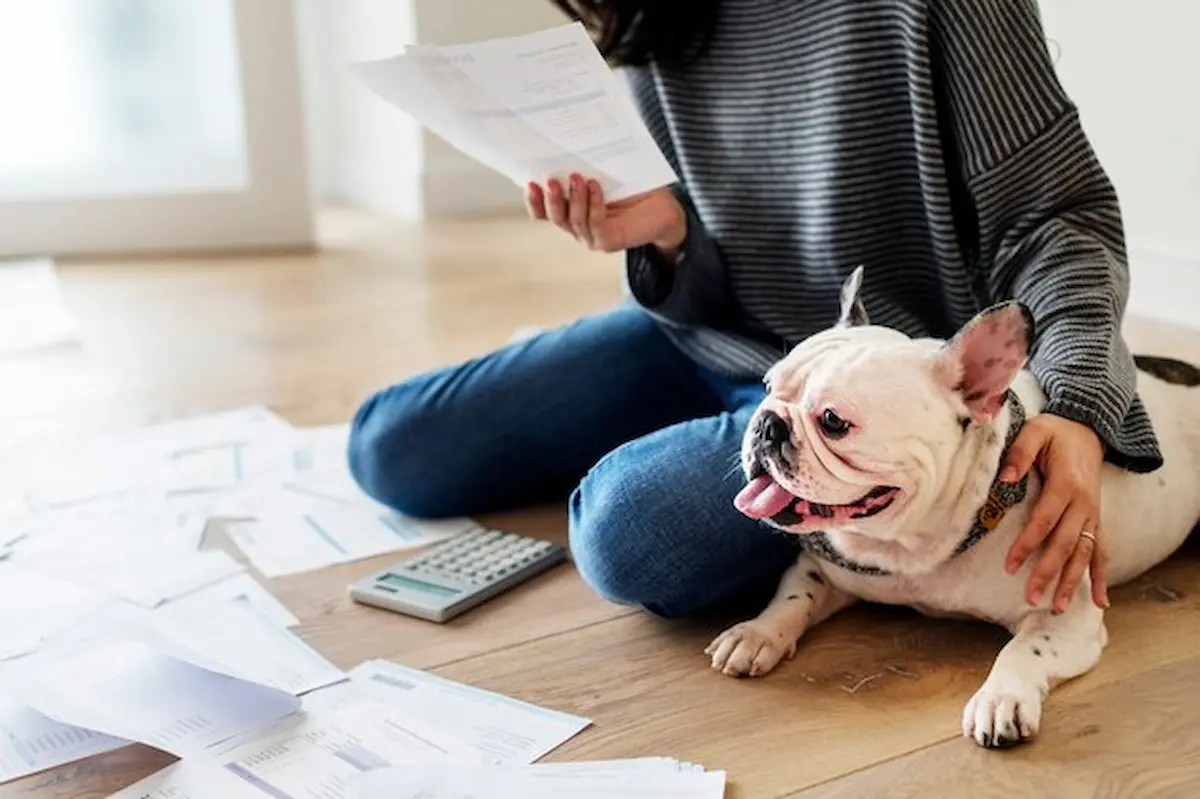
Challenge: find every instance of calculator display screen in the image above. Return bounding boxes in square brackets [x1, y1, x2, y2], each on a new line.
[376, 572, 461, 597]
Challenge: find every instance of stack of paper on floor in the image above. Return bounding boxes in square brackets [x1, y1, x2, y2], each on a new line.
[103, 658, 598, 798]
[356, 759, 728, 799]
[98, 655, 727, 798]
[0, 590, 343, 784]
[350, 22, 678, 202]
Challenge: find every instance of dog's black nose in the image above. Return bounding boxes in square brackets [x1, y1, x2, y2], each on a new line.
[761, 411, 790, 446]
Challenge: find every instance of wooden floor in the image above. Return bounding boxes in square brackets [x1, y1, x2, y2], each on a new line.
[4, 210, 1200, 798]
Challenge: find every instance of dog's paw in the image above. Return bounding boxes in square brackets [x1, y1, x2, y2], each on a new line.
[704, 621, 796, 678]
[962, 679, 1043, 749]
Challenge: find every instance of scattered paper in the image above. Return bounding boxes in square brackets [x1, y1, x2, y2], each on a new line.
[224, 502, 473, 578]
[169, 572, 300, 628]
[15, 536, 244, 609]
[0, 404, 695, 797]
[351, 22, 677, 201]
[0, 695, 128, 785]
[218, 698, 481, 798]
[0, 257, 78, 355]
[149, 599, 344, 696]
[352, 659, 591, 765]
[0, 563, 114, 660]
[0, 638, 300, 757]
[104, 758, 263, 799]
[355, 761, 728, 799]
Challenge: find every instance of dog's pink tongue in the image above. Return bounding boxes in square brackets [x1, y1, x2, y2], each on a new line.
[734, 475, 795, 519]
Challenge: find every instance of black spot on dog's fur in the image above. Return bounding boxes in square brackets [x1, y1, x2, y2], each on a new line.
[1135, 354, 1200, 386]
[1032, 647, 1042, 657]
[1043, 634, 1050, 641]
[807, 570, 825, 585]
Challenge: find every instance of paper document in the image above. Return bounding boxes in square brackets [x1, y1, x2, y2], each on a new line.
[0, 638, 300, 757]
[225, 501, 473, 578]
[150, 599, 344, 696]
[351, 22, 677, 201]
[105, 759, 263, 799]
[170, 572, 300, 628]
[217, 699, 480, 799]
[351, 659, 591, 764]
[37, 546, 240, 609]
[355, 763, 728, 799]
[0, 695, 128, 785]
[112, 682, 482, 799]
[0, 562, 114, 660]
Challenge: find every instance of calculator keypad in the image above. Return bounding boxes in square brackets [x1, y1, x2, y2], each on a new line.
[400, 528, 557, 587]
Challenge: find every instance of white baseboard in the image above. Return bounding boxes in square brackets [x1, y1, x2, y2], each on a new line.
[1127, 247, 1200, 331]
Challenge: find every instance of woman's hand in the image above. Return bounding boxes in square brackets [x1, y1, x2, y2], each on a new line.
[1000, 414, 1109, 614]
[525, 173, 686, 258]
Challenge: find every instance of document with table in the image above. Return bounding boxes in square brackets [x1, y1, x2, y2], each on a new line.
[351, 21, 678, 202]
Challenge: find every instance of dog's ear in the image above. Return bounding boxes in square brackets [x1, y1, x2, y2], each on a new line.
[837, 265, 869, 327]
[933, 301, 1035, 421]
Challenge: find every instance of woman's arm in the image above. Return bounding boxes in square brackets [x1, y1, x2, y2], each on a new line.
[933, 0, 1159, 471]
[620, 68, 735, 329]
[625, 184, 735, 328]
[931, 0, 1164, 611]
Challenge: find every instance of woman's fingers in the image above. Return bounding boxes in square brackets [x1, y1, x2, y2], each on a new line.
[587, 179, 606, 248]
[1029, 499, 1091, 609]
[1049, 511, 1100, 613]
[530, 175, 609, 247]
[568, 174, 592, 245]
[524, 182, 546, 221]
[1088, 525, 1110, 609]
[545, 179, 570, 231]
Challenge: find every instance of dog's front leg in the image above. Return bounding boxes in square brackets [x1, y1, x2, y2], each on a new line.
[706, 554, 856, 678]
[963, 596, 1107, 748]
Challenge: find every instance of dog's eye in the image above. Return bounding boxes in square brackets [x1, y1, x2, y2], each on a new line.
[819, 409, 852, 439]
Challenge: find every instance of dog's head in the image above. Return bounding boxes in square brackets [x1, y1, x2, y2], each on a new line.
[734, 267, 1034, 544]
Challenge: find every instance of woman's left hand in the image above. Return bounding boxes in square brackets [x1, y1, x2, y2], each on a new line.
[998, 414, 1109, 613]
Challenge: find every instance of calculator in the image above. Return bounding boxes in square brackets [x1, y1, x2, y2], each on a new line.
[348, 527, 568, 622]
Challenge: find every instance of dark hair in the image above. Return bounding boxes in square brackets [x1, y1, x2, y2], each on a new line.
[549, 0, 720, 67]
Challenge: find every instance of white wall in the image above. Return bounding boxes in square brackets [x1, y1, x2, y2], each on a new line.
[295, 0, 422, 219]
[1039, 0, 1200, 327]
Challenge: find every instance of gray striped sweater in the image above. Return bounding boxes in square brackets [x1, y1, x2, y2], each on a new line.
[621, 0, 1163, 473]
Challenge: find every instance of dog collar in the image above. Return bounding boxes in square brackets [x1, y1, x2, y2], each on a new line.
[799, 391, 1030, 576]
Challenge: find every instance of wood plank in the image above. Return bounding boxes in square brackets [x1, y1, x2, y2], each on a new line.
[787, 653, 1200, 799]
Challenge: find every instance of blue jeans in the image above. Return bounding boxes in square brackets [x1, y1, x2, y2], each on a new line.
[347, 305, 802, 618]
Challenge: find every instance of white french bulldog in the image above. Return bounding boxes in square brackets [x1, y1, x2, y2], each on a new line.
[707, 266, 1200, 749]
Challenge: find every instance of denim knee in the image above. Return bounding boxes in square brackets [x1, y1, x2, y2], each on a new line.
[568, 459, 694, 619]
[346, 384, 461, 518]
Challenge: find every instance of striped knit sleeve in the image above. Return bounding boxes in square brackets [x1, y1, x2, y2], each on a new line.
[620, 69, 735, 328]
[932, 0, 1163, 473]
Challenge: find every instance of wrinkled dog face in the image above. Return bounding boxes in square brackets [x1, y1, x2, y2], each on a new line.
[734, 267, 1034, 542]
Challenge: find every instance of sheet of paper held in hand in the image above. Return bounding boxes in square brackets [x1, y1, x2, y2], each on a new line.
[350, 22, 678, 201]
